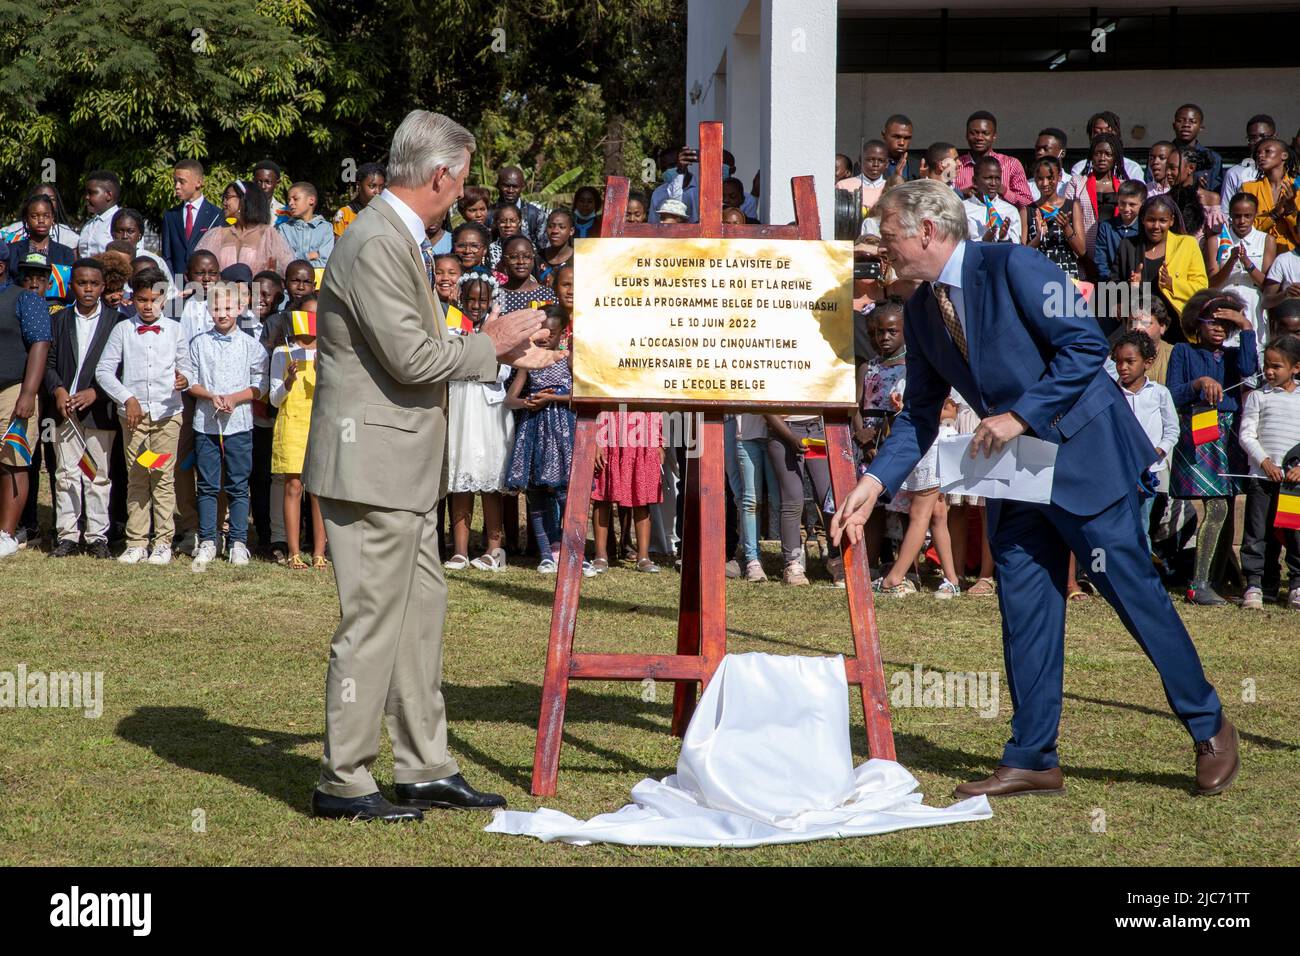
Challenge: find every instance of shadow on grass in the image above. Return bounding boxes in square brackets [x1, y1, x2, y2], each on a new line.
[115, 685, 680, 811]
[116, 706, 319, 813]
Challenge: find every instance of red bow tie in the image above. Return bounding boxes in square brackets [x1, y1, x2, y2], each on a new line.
[136, 324, 161, 334]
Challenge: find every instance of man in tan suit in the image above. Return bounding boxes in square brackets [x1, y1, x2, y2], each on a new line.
[305, 110, 552, 822]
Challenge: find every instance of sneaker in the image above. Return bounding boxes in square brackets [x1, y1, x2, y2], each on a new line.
[581, 560, 598, 578]
[1185, 582, 1227, 606]
[174, 532, 198, 557]
[725, 558, 742, 579]
[935, 578, 962, 599]
[873, 577, 918, 597]
[229, 542, 251, 566]
[0, 531, 16, 559]
[745, 560, 767, 583]
[1241, 586, 1264, 610]
[1289, 587, 1300, 611]
[782, 560, 809, 586]
[86, 540, 112, 560]
[537, 558, 557, 574]
[191, 540, 217, 572]
[827, 555, 846, 589]
[49, 539, 80, 558]
[147, 545, 173, 565]
[118, 546, 149, 564]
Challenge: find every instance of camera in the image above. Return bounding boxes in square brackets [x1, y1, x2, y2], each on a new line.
[854, 255, 883, 281]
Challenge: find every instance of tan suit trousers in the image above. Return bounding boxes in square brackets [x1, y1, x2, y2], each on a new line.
[316, 496, 458, 797]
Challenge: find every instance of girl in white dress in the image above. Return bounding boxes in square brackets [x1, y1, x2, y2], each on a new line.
[1205, 192, 1276, 350]
[445, 273, 515, 571]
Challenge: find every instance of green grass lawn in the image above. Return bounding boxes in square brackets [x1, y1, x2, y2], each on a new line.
[2, 505, 1297, 866]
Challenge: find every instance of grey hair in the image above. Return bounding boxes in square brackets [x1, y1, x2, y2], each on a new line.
[387, 110, 476, 189]
[873, 179, 967, 243]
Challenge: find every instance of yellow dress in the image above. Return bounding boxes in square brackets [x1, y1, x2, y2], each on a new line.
[271, 346, 316, 474]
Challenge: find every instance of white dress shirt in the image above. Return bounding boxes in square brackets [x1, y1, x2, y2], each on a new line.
[1118, 377, 1179, 481]
[1220, 160, 1256, 204]
[963, 196, 1022, 244]
[72, 302, 104, 389]
[179, 295, 214, 347]
[933, 240, 969, 342]
[377, 190, 426, 246]
[78, 203, 120, 257]
[188, 327, 270, 435]
[95, 316, 189, 421]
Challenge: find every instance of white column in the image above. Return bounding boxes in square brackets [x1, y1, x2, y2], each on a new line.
[725, 29, 761, 191]
[759, 0, 837, 237]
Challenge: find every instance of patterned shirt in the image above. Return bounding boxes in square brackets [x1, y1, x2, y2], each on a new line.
[188, 326, 270, 435]
[14, 289, 53, 345]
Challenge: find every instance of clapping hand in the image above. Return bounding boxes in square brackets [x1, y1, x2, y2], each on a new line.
[481, 304, 558, 371]
[1158, 262, 1174, 292]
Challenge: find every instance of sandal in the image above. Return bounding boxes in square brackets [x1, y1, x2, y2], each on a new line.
[873, 578, 917, 597]
[470, 549, 507, 572]
[313, 554, 331, 570]
[636, 558, 660, 573]
[1067, 585, 1090, 602]
[287, 554, 309, 570]
[444, 554, 470, 570]
[968, 576, 997, 596]
[589, 557, 610, 573]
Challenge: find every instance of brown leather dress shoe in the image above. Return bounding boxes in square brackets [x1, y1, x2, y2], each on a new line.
[1194, 720, 1240, 796]
[953, 765, 1065, 798]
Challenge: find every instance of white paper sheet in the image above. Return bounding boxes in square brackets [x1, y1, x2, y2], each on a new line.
[485, 653, 991, 847]
[937, 434, 1057, 504]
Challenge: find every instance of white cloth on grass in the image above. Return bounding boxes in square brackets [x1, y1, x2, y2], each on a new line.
[485, 652, 991, 847]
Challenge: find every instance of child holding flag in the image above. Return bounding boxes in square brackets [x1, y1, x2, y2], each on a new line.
[94, 266, 189, 564]
[0, 265, 52, 559]
[45, 259, 124, 558]
[1168, 290, 1258, 604]
[1205, 193, 1275, 346]
[1237, 333, 1300, 609]
[961, 157, 1020, 244]
[185, 280, 269, 571]
[270, 309, 326, 569]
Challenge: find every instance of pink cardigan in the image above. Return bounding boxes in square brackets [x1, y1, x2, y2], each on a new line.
[195, 223, 296, 277]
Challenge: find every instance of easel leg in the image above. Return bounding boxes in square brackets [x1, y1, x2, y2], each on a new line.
[671, 423, 703, 736]
[698, 414, 728, 687]
[825, 417, 897, 761]
[532, 411, 600, 796]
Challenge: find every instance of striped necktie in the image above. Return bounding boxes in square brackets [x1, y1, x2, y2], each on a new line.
[932, 282, 968, 362]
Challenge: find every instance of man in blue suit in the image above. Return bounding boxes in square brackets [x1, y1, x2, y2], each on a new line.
[160, 159, 222, 279]
[831, 180, 1239, 798]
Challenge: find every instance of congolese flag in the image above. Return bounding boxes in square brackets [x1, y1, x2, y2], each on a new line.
[1190, 404, 1220, 445]
[46, 263, 71, 300]
[2, 419, 32, 465]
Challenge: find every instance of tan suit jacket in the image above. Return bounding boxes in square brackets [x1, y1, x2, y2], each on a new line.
[303, 197, 497, 512]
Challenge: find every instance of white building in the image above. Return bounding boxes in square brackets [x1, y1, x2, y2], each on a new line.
[687, 0, 1300, 238]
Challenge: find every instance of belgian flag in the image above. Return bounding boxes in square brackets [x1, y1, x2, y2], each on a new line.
[1278, 443, 1300, 531]
[1190, 403, 1220, 445]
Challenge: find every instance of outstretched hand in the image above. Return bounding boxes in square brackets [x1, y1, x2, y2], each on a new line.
[829, 476, 881, 548]
[480, 304, 559, 370]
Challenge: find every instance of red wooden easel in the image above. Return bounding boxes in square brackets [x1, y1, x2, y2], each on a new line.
[531, 121, 895, 796]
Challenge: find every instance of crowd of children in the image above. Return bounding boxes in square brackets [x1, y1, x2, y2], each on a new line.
[3, 101, 1300, 608]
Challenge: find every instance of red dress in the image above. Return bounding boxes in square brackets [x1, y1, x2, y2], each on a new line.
[592, 411, 663, 506]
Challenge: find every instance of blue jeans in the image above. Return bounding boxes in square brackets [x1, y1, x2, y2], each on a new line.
[732, 438, 769, 564]
[1140, 495, 1156, 556]
[195, 429, 253, 545]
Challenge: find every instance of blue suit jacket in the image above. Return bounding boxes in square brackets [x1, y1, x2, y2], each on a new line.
[866, 242, 1155, 518]
[161, 198, 222, 277]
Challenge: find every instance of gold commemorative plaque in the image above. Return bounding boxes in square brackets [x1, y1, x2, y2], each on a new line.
[572, 237, 854, 406]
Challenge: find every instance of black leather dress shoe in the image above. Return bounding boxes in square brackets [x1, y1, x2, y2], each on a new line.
[394, 774, 507, 810]
[87, 540, 112, 560]
[310, 789, 423, 822]
[49, 539, 80, 558]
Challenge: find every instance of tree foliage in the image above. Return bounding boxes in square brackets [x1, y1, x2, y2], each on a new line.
[0, 0, 685, 222]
